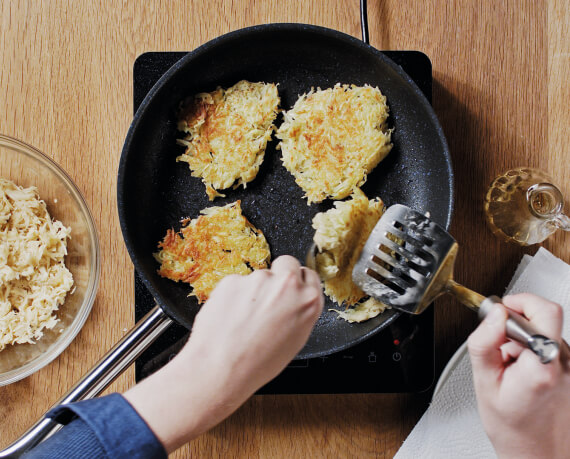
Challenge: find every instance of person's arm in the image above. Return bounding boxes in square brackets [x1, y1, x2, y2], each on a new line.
[467, 293, 570, 459]
[124, 255, 324, 453]
[23, 255, 322, 458]
[23, 393, 167, 459]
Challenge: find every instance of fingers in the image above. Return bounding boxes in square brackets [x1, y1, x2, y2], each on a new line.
[268, 255, 324, 312]
[467, 304, 508, 392]
[560, 340, 570, 371]
[500, 341, 525, 363]
[270, 255, 302, 280]
[300, 266, 321, 289]
[271, 255, 322, 292]
[205, 273, 242, 301]
[502, 293, 563, 341]
[295, 264, 324, 317]
[300, 267, 325, 317]
[510, 346, 561, 391]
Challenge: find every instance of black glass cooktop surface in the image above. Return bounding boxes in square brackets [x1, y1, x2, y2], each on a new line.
[133, 50, 435, 394]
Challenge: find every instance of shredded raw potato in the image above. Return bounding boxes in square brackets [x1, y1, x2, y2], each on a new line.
[0, 178, 73, 351]
[176, 80, 280, 200]
[312, 189, 389, 322]
[277, 83, 393, 204]
[333, 298, 388, 323]
[154, 201, 270, 303]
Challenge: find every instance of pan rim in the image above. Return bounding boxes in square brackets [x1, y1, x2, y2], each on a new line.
[117, 24, 454, 359]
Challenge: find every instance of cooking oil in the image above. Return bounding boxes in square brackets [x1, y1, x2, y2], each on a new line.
[484, 168, 569, 245]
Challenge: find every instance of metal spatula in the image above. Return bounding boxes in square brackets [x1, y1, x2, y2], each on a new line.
[352, 204, 560, 364]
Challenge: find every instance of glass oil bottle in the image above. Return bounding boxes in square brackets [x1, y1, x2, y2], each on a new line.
[484, 168, 570, 245]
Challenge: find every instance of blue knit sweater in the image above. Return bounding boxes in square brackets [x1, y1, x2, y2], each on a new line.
[23, 393, 167, 459]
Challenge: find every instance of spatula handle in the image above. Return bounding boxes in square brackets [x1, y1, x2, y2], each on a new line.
[479, 295, 560, 364]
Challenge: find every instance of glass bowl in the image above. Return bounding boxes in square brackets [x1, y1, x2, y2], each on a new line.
[0, 134, 100, 385]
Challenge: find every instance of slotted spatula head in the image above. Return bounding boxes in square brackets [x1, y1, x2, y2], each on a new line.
[352, 204, 458, 314]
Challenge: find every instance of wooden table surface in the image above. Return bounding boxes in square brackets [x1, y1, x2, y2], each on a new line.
[1, 1, 568, 457]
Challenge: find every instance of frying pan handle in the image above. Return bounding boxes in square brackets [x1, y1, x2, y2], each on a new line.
[0, 304, 173, 458]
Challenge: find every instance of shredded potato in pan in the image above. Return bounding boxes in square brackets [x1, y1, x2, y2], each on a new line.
[154, 200, 270, 303]
[277, 83, 393, 204]
[312, 189, 389, 323]
[176, 80, 280, 200]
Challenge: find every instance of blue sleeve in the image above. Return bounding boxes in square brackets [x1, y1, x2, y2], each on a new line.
[23, 393, 167, 459]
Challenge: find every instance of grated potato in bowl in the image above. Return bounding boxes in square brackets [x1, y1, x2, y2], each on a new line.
[0, 134, 99, 385]
[0, 178, 74, 351]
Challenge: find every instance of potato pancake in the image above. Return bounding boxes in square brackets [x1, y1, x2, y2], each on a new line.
[177, 80, 280, 200]
[277, 83, 392, 204]
[154, 201, 270, 303]
[312, 189, 389, 322]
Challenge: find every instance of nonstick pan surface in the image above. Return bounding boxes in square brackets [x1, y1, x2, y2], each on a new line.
[118, 24, 453, 360]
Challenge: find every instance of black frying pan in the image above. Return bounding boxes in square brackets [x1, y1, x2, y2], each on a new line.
[1, 24, 453, 455]
[118, 23, 453, 359]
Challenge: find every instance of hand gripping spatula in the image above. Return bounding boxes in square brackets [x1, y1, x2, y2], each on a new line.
[352, 204, 560, 364]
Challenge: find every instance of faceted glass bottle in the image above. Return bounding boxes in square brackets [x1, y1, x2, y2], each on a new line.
[484, 168, 570, 245]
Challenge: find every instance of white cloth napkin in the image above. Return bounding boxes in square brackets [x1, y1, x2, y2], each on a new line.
[394, 247, 570, 459]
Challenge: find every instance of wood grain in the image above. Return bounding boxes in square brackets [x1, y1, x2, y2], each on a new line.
[0, 1, 567, 457]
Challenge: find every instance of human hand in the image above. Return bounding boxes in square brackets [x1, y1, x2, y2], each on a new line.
[125, 255, 323, 452]
[181, 255, 324, 393]
[467, 293, 570, 459]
